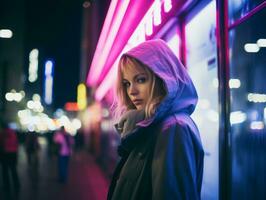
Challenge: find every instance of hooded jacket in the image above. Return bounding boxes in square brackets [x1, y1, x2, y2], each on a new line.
[107, 39, 204, 200]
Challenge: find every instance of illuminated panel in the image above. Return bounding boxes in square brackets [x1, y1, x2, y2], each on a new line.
[65, 102, 79, 111]
[145, 16, 153, 36]
[5, 90, 25, 102]
[44, 60, 54, 105]
[28, 49, 39, 82]
[229, 78, 241, 89]
[77, 83, 87, 110]
[87, 0, 130, 86]
[247, 93, 266, 103]
[244, 43, 260, 53]
[154, 0, 162, 26]
[143, 1, 163, 36]
[230, 111, 247, 124]
[0, 29, 13, 38]
[257, 38, 266, 47]
[164, 0, 172, 13]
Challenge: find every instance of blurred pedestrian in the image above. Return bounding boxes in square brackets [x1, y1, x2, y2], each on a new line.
[108, 39, 204, 200]
[0, 122, 20, 197]
[25, 131, 40, 168]
[53, 126, 74, 183]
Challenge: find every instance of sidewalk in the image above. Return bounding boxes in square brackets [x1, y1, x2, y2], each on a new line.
[0, 138, 110, 200]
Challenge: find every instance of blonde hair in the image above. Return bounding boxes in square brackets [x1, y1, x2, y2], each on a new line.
[113, 55, 166, 120]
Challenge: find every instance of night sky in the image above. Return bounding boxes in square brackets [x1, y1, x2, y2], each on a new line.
[24, 0, 83, 109]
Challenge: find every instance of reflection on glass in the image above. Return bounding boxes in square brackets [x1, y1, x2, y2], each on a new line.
[185, 1, 218, 200]
[229, 7, 266, 199]
[228, 0, 265, 25]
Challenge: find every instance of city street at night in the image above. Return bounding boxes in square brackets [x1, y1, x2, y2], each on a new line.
[0, 138, 109, 200]
[1, 0, 266, 199]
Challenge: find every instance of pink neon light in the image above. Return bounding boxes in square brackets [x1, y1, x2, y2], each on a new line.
[96, 1, 154, 85]
[87, 0, 130, 86]
[95, 40, 137, 101]
[95, 59, 119, 101]
[92, 0, 194, 100]
[96, 0, 163, 100]
[87, 0, 118, 86]
[87, 0, 154, 89]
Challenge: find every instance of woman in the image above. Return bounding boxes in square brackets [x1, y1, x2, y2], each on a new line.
[108, 39, 204, 200]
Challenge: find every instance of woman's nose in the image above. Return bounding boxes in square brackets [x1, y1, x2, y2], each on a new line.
[129, 84, 138, 96]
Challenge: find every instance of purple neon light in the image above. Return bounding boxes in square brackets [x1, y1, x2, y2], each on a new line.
[87, 0, 130, 86]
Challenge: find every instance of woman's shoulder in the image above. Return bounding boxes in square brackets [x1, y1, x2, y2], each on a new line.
[156, 114, 200, 137]
[156, 114, 202, 146]
[159, 114, 190, 132]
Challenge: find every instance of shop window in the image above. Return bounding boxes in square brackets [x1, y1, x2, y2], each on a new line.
[229, 8, 266, 199]
[185, 1, 219, 200]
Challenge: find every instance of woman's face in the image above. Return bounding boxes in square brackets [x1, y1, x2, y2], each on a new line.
[122, 63, 152, 110]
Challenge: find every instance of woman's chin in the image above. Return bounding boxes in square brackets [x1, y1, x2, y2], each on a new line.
[136, 105, 144, 110]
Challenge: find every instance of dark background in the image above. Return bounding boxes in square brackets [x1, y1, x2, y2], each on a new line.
[24, 0, 83, 109]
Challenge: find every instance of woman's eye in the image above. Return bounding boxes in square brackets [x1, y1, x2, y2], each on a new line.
[137, 77, 146, 83]
[123, 82, 130, 88]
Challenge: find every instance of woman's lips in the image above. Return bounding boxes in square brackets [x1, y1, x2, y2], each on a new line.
[133, 99, 143, 105]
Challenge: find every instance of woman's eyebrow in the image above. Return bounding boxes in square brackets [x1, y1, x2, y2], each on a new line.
[133, 73, 146, 80]
[122, 73, 146, 82]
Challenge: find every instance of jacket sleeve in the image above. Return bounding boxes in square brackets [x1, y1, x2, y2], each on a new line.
[152, 124, 200, 200]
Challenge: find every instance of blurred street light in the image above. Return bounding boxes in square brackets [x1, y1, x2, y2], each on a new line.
[0, 29, 13, 38]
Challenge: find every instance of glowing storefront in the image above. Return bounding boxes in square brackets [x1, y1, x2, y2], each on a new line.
[86, 0, 266, 199]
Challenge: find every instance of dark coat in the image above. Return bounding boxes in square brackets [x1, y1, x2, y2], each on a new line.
[108, 115, 204, 200]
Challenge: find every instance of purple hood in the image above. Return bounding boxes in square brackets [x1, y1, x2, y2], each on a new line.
[123, 39, 198, 126]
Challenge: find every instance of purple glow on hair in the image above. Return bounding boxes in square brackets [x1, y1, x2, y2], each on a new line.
[87, 0, 130, 86]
